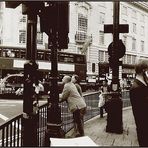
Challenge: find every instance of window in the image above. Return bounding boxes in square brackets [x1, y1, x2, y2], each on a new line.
[132, 55, 136, 65]
[141, 40, 144, 52]
[122, 19, 127, 24]
[92, 63, 95, 73]
[20, 16, 27, 23]
[99, 12, 105, 24]
[141, 26, 144, 36]
[132, 10, 137, 18]
[37, 51, 45, 60]
[132, 23, 136, 33]
[122, 55, 126, 64]
[127, 55, 131, 64]
[98, 2, 105, 7]
[99, 31, 104, 45]
[75, 55, 85, 64]
[0, 2, 3, 11]
[105, 51, 108, 62]
[122, 6, 127, 15]
[140, 14, 144, 22]
[19, 30, 26, 44]
[37, 32, 43, 45]
[78, 13, 88, 33]
[99, 50, 104, 62]
[122, 35, 127, 46]
[132, 38, 136, 50]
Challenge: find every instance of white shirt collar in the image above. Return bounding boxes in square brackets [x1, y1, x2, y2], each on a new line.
[136, 75, 147, 86]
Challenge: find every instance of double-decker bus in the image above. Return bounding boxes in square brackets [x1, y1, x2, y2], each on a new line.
[0, 45, 87, 82]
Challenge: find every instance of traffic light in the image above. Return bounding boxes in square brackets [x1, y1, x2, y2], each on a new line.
[22, 2, 44, 15]
[39, 1, 69, 49]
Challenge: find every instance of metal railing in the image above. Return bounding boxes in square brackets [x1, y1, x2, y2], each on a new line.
[0, 114, 23, 147]
[0, 90, 130, 147]
[38, 103, 48, 146]
[61, 91, 131, 133]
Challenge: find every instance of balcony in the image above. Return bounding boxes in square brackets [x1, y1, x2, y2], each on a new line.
[75, 31, 92, 44]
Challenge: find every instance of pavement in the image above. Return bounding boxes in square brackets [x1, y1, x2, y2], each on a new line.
[66, 107, 139, 146]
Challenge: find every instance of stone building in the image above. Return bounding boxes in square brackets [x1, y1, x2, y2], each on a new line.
[0, 2, 148, 82]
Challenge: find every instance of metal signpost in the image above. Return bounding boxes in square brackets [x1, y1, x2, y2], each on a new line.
[104, 1, 129, 134]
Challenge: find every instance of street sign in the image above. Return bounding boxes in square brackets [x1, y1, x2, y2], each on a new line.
[108, 39, 125, 59]
[104, 24, 129, 33]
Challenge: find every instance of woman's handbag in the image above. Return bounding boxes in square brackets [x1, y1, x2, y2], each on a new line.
[98, 93, 105, 108]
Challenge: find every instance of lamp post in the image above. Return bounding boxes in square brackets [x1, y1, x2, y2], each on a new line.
[22, 4, 39, 146]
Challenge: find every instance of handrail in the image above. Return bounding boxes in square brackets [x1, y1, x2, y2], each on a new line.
[0, 114, 22, 128]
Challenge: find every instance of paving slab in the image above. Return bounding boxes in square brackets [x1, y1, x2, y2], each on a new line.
[66, 107, 139, 146]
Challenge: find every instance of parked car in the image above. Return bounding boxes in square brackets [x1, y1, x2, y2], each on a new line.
[0, 73, 24, 94]
[0, 73, 44, 99]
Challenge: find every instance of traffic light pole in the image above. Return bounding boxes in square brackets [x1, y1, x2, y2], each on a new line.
[45, 32, 64, 146]
[22, 8, 39, 146]
[105, 1, 123, 134]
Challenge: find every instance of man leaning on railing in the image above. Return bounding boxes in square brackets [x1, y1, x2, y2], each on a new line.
[59, 75, 87, 137]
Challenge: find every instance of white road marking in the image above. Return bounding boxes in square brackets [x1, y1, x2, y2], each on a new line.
[0, 100, 23, 104]
[0, 104, 16, 107]
[0, 113, 9, 121]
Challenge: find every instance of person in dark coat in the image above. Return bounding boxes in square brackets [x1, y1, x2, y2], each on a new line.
[130, 59, 148, 147]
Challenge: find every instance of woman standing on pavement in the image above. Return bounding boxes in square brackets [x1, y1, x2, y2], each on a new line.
[59, 75, 87, 137]
[99, 79, 110, 118]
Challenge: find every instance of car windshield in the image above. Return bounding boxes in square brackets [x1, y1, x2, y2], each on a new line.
[0, 74, 23, 84]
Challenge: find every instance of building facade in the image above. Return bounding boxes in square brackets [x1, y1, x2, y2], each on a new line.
[0, 2, 148, 82]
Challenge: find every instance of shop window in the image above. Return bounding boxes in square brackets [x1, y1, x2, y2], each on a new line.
[92, 63, 95, 73]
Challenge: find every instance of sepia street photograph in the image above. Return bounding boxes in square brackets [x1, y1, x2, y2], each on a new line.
[0, 1, 147, 147]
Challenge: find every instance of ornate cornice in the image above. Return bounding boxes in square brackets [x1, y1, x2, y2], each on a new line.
[75, 2, 92, 10]
[128, 2, 148, 12]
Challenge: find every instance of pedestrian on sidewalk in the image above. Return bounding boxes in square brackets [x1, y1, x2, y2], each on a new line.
[99, 79, 110, 118]
[71, 74, 87, 136]
[59, 75, 87, 137]
[130, 59, 148, 147]
[71, 74, 83, 96]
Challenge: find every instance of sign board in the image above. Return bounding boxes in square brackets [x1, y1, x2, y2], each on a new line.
[104, 24, 129, 33]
